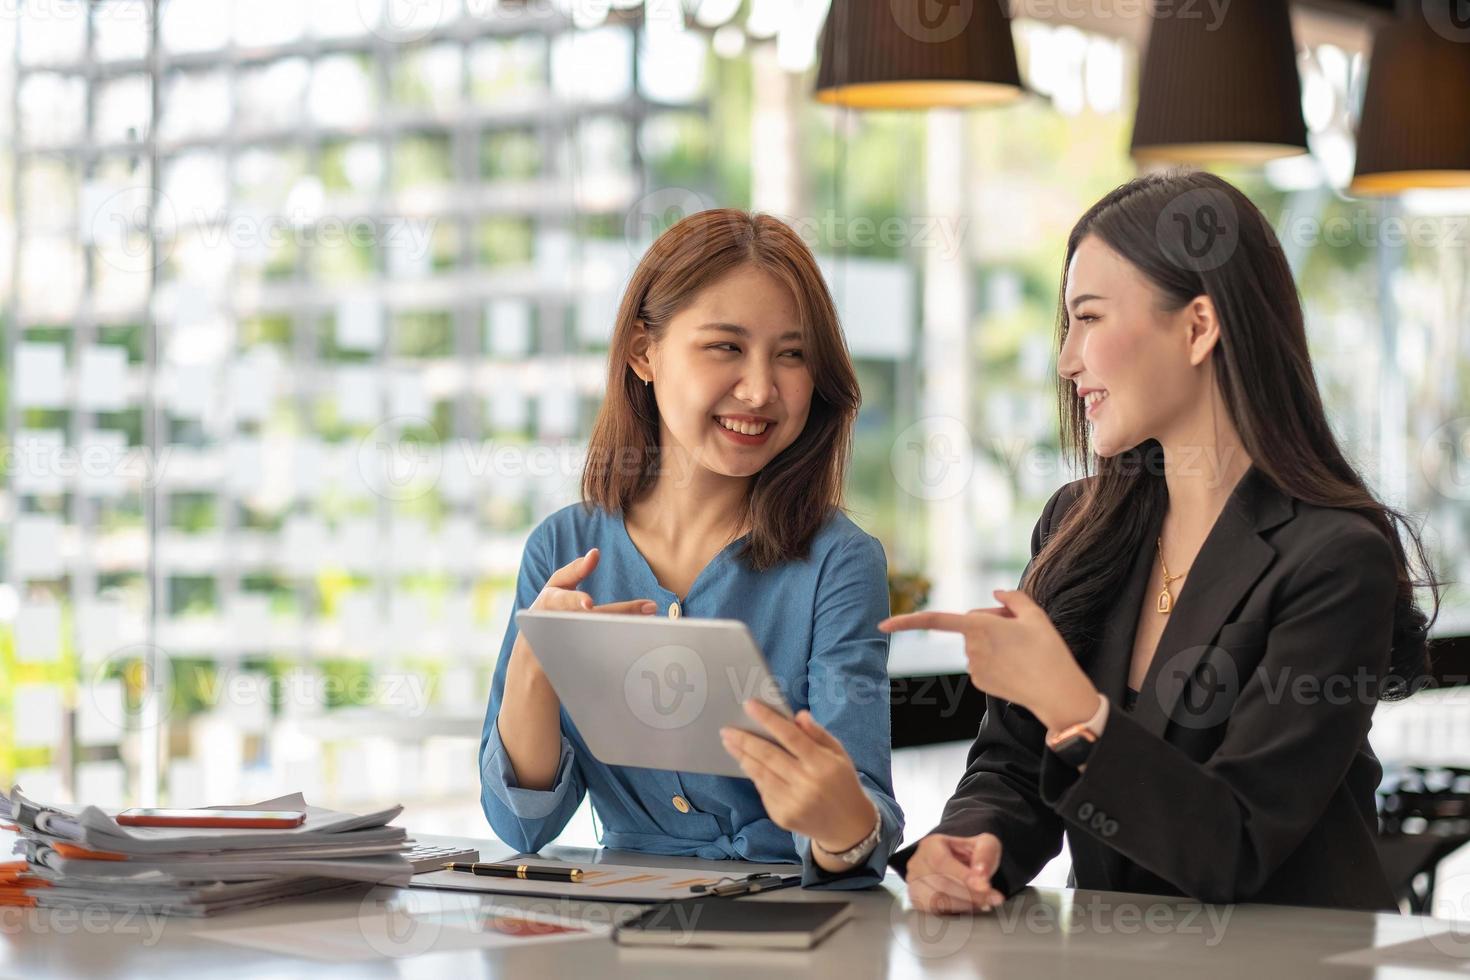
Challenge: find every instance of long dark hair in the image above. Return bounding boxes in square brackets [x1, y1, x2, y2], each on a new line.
[581, 209, 860, 570]
[1022, 171, 1438, 698]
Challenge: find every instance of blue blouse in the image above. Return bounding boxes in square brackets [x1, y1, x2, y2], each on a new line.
[479, 503, 904, 888]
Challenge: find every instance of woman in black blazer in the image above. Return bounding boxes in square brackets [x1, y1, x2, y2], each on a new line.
[882, 172, 1438, 914]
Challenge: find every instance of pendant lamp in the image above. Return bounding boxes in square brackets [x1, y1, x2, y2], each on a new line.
[814, 0, 1024, 109]
[1130, 0, 1308, 164]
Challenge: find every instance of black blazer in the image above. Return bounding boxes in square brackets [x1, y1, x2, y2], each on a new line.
[891, 465, 1401, 911]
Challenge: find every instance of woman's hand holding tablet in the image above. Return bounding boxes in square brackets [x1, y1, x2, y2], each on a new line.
[720, 700, 881, 867]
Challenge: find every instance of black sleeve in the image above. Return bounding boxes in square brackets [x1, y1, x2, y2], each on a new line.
[1035, 525, 1397, 903]
[888, 483, 1079, 894]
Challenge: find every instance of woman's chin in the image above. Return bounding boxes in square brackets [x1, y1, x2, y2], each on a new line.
[692, 442, 766, 479]
[1090, 428, 1128, 459]
[714, 456, 770, 479]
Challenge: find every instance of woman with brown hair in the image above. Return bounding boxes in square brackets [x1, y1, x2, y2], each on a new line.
[479, 209, 903, 887]
[884, 171, 1438, 913]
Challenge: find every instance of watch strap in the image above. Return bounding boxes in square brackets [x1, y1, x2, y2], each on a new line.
[1045, 694, 1109, 770]
[815, 808, 883, 866]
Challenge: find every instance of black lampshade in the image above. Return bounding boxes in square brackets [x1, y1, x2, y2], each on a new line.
[1130, 0, 1308, 164]
[814, 0, 1023, 109]
[1350, 13, 1470, 196]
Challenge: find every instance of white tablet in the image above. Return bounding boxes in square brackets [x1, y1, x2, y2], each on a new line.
[513, 609, 793, 779]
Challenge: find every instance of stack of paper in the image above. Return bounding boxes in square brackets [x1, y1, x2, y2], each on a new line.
[1, 788, 412, 916]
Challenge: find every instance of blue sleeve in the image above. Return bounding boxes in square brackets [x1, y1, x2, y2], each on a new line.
[794, 532, 905, 889]
[478, 521, 588, 853]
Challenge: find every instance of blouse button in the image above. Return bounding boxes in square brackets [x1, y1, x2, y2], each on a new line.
[668, 601, 681, 619]
[672, 795, 690, 813]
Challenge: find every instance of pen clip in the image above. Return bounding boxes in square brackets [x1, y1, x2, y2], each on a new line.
[690, 872, 786, 895]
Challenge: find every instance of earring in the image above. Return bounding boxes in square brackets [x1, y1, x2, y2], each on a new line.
[644, 378, 651, 388]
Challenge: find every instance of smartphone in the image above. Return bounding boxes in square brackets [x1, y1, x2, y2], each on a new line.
[115, 808, 306, 829]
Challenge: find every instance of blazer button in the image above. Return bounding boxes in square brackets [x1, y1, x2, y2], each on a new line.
[1077, 802, 1095, 821]
[1102, 819, 1118, 837]
[668, 602, 682, 619]
[672, 795, 690, 813]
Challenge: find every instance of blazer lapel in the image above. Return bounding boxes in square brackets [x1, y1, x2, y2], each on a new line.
[1127, 465, 1293, 740]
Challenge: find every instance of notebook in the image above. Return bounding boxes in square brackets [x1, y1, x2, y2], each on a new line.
[611, 897, 853, 950]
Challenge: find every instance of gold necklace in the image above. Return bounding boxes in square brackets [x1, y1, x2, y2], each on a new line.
[1156, 536, 1187, 614]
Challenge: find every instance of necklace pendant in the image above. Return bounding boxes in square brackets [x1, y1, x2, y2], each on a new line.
[1157, 589, 1172, 614]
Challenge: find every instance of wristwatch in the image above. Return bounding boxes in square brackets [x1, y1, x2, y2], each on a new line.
[814, 809, 883, 866]
[1044, 694, 1109, 771]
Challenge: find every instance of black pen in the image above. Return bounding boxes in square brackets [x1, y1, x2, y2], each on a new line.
[443, 861, 585, 882]
[692, 872, 802, 897]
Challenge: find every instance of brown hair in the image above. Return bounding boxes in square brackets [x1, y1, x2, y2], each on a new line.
[581, 209, 861, 570]
[1022, 171, 1438, 698]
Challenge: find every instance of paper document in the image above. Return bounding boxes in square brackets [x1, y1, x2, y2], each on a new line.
[197, 908, 600, 962]
[3, 787, 412, 915]
[8, 789, 404, 855]
[1323, 932, 1470, 971]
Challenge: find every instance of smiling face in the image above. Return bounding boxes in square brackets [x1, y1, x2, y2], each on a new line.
[636, 263, 814, 480]
[1058, 234, 1217, 458]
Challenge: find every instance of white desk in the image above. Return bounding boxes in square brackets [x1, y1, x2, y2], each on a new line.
[1, 835, 1466, 979]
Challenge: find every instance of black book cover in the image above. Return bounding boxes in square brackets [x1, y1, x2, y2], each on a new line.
[614, 897, 853, 949]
